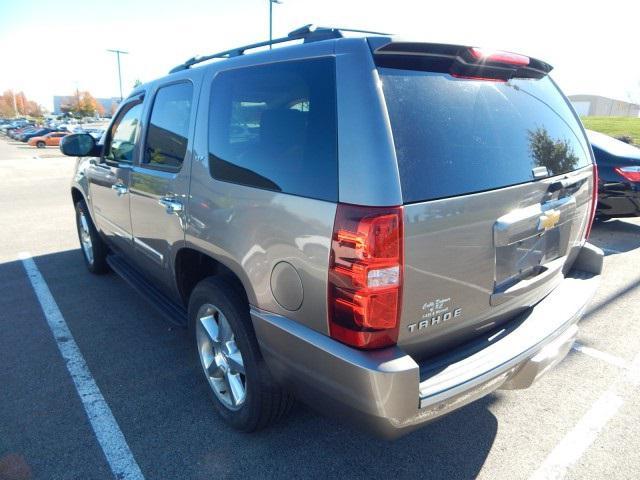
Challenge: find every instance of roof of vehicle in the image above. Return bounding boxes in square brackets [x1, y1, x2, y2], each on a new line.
[125, 24, 551, 108]
[126, 25, 381, 99]
[167, 25, 391, 74]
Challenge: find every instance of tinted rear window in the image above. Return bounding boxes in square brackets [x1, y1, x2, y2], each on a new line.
[208, 57, 337, 201]
[379, 70, 592, 203]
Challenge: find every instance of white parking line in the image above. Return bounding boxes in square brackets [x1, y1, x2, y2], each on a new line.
[530, 351, 640, 480]
[572, 342, 628, 369]
[20, 253, 144, 480]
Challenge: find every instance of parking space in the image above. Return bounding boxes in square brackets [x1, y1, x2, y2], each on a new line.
[1, 136, 639, 479]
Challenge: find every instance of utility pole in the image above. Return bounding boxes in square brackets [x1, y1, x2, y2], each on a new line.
[269, 0, 283, 49]
[107, 49, 129, 101]
[12, 91, 18, 117]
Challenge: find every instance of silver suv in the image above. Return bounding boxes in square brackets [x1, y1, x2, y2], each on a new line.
[62, 25, 603, 438]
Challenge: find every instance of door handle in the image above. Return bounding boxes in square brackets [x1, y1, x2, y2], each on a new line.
[111, 183, 128, 196]
[159, 197, 184, 214]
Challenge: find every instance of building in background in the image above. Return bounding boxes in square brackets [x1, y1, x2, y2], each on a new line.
[52, 95, 121, 117]
[568, 95, 640, 117]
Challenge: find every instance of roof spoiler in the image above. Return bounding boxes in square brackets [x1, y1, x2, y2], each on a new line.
[368, 38, 553, 80]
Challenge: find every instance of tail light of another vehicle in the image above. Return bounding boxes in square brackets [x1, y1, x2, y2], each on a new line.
[614, 166, 640, 183]
[328, 204, 403, 349]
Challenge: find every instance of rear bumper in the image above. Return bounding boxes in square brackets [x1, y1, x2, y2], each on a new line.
[597, 185, 640, 217]
[251, 243, 603, 439]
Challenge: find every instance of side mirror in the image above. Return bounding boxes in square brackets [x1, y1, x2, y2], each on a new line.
[60, 133, 97, 157]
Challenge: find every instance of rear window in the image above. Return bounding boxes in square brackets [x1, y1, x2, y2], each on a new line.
[208, 57, 337, 201]
[379, 70, 592, 203]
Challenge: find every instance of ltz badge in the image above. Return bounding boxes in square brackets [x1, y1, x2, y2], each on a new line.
[407, 297, 462, 333]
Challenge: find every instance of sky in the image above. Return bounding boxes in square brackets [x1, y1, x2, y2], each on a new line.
[1, 0, 638, 111]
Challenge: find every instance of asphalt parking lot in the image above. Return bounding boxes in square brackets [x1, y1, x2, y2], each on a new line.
[1, 136, 639, 480]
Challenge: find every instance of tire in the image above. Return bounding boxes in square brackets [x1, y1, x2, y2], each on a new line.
[75, 200, 109, 274]
[188, 276, 294, 431]
[36, 141, 45, 148]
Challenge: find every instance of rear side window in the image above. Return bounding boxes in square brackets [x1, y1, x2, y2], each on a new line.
[208, 57, 337, 201]
[379, 70, 592, 203]
[144, 82, 193, 170]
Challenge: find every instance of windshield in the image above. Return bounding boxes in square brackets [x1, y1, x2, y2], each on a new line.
[379, 70, 592, 203]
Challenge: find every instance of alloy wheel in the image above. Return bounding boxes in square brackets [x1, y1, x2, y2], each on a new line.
[78, 212, 94, 265]
[196, 303, 247, 410]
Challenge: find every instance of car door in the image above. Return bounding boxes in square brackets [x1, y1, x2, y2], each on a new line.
[87, 98, 144, 255]
[50, 132, 66, 146]
[129, 81, 196, 295]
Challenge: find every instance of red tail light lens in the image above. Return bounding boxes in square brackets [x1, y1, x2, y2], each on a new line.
[328, 204, 403, 349]
[614, 166, 640, 183]
[469, 47, 530, 67]
[585, 163, 599, 239]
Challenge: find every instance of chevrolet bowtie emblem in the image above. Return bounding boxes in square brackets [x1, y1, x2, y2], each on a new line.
[538, 209, 561, 231]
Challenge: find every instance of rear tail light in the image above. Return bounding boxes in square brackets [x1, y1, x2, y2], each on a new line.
[585, 163, 599, 239]
[328, 204, 403, 349]
[614, 166, 640, 183]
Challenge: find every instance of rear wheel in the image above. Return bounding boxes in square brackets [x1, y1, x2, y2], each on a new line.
[188, 277, 294, 431]
[75, 201, 109, 274]
[36, 141, 45, 148]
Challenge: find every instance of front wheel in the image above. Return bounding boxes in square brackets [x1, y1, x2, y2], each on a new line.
[188, 277, 294, 431]
[75, 201, 109, 274]
[36, 141, 45, 148]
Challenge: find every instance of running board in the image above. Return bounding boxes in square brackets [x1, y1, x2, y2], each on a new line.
[106, 254, 188, 327]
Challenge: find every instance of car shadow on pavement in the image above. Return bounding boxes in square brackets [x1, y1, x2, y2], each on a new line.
[590, 219, 640, 255]
[3, 249, 499, 480]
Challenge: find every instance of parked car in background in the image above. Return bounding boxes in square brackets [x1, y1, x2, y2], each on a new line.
[20, 128, 55, 142]
[61, 26, 603, 439]
[1, 119, 33, 134]
[9, 126, 37, 139]
[28, 131, 69, 148]
[587, 129, 640, 219]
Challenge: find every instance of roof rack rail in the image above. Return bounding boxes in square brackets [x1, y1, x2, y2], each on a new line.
[168, 24, 392, 73]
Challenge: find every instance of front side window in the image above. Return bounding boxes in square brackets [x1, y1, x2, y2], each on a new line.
[106, 102, 143, 163]
[208, 57, 337, 201]
[144, 82, 193, 170]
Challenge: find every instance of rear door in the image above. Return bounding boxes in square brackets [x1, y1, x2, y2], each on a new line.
[128, 80, 197, 295]
[87, 99, 144, 255]
[377, 61, 594, 358]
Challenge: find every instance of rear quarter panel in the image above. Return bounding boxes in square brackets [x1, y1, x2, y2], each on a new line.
[185, 47, 341, 335]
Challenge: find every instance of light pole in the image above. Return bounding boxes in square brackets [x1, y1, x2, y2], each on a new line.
[269, 0, 283, 49]
[107, 49, 129, 101]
